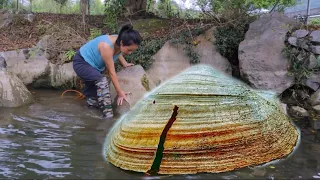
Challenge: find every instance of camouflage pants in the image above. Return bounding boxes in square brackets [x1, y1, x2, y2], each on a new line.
[95, 76, 113, 118]
[73, 50, 113, 118]
[86, 76, 113, 118]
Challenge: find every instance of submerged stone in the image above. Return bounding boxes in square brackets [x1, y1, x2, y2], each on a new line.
[104, 65, 300, 175]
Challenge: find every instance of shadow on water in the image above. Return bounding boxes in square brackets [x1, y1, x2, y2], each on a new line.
[0, 89, 320, 179]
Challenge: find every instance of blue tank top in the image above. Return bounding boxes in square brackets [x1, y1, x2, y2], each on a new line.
[79, 35, 122, 72]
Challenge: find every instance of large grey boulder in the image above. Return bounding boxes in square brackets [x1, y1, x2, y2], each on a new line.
[311, 89, 320, 106]
[306, 73, 320, 91]
[310, 30, 320, 44]
[0, 49, 77, 89]
[146, 28, 231, 86]
[0, 49, 49, 85]
[194, 27, 232, 74]
[238, 13, 298, 94]
[292, 29, 309, 38]
[0, 9, 13, 29]
[110, 65, 156, 108]
[0, 57, 33, 107]
[32, 62, 77, 89]
[0, 56, 6, 69]
[146, 41, 191, 86]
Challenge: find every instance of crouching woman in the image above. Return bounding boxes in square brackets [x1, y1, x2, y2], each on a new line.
[73, 24, 142, 118]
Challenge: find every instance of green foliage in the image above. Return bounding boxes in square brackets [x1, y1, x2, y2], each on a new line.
[214, 11, 254, 63]
[309, 18, 320, 25]
[183, 44, 200, 64]
[0, 0, 13, 9]
[88, 28, 102, 40]
[65, 49, 76, 61]
[214, 25, 245, 61]
[53, 0, 68, 6]
[12, 0, 103, 15]
[125, 38, 166, 70]
[282, 46, 313, 85]
[89, 0, 105, 15]
[141, 74, 150, 91]
[171, 28, 202, 64]
[31, 0, 80, 14]
[156, 0, 176, 18]
[104, 0, 125, 33]
[195, 0, 296, 14]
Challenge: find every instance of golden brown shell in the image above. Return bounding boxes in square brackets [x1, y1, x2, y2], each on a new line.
[104, 65, 300, 174]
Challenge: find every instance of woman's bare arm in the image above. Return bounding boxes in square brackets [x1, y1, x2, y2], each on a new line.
[98, 42, 122, 94]
[118, 54, 128, 67]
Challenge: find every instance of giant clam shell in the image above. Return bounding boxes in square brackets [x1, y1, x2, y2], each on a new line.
[104, 65, 300, 175]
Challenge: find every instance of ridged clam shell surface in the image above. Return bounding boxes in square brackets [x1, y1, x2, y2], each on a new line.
[104, 65, 299, 175]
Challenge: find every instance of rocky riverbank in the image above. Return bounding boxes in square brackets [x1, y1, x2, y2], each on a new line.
[1, 11, 320, 131]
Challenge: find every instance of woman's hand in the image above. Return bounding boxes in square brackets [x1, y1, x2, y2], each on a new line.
[117, 90, 131, 106]
[123, 62, 134, 68]
[119, 55, 134, 68]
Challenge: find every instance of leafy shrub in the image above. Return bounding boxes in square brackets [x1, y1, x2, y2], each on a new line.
[214, 11, 254, 63]
[124, 38, 166, 70]
[214, 25, 245, 61]
[170, 28, 203, 64]
[309, 18, 320, 25]
[65, 49, 76, 61]
[104, 0, 125, 33]
[88, 28, 102, 40]
[282, 46, 313, 84]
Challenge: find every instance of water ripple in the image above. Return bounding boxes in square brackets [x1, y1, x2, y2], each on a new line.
[0, 111, 74, 179]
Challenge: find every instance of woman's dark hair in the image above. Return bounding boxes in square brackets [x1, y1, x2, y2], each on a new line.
[116, 24, 142, 46]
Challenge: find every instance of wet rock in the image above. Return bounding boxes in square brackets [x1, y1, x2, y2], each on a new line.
[49, 62, 77, 88]
[251, 168, 266, 177]
[310, 30, 320, 44]
[0, 55, 6, 70]
[238, 13, 297, 94]
[312, 105, 320, 113]
[306, 73, 320, 91]
[281, 103, 288, 116]
[311, 89, 320, 106]
[290, 106, 309, 118]
[308, 54, 319, 69]
[110, 65, 155, 107]
[297, 38, 310, 51]
[0, 70, 33, 107]
[311, 46, 320, 55]
[292, 29, 309, 38]
[112, 95, 130, 116]
[310, 119, 320, 130]
[288, 37, 297, 46]
[32, 62, 77, 89]
[315, 131, 320, 142]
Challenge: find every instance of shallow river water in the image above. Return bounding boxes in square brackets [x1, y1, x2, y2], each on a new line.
[0, 90, 320, 179]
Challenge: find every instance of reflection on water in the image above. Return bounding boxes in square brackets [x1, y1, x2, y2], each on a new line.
[0, 90, 319, 179]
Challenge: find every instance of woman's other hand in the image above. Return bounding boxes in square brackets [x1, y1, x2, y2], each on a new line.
[123, 63, 134, 68]
[117, 90, 131, 106]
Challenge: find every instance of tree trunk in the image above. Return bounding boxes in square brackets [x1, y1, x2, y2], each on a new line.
[124, 0, 147, 15]
[87, 0, 90, 15]
[80, 0, 88, 24]
[30, 0, 32, 12]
